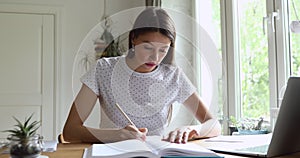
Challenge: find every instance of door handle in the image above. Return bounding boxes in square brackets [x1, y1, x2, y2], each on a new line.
[263, 9, 280, 34]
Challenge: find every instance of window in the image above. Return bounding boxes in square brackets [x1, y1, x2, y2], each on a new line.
[223, 0, 271, 123]
[163, 0, 295, 134]
[223, 0, 293, 133]
[218, 0, 296, 133]
[237, 0, 270, 119]
[162, 0, 223, 128]
[289, 0, 300, 76]
[194, 0, 223, 127]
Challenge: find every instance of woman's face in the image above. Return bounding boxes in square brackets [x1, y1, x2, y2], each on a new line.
[129, 31, 171, 73]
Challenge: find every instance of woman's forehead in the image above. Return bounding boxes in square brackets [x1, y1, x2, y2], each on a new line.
[134, 32, 171, 45]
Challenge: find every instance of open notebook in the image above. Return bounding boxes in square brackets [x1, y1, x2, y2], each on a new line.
[206, 77, 300, 157]
[82, 136, 222, 158]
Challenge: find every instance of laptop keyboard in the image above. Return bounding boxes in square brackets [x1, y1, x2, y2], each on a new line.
[236, 144, 269, 154]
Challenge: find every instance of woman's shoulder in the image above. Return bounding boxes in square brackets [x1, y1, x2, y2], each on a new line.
[160, 63, 182, 73]
[96, 56, 124, 68]
[158, 64, 186, 80]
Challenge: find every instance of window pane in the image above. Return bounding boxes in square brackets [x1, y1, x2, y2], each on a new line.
[203, 0, 223, 121]
[289, 0, 300, 76]
[237, 0, 270, 119]
[162, 0, 223, 121]
[195, 0, 223, 120]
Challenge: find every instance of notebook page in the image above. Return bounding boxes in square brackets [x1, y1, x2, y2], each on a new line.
[91, 139, 155, 157]
[145, 136, 220, 157]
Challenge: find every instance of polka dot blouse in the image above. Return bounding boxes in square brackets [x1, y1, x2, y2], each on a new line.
[81, 56, 196, 136]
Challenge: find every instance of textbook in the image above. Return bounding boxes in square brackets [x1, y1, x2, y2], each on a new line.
[82, 136, 222, 158]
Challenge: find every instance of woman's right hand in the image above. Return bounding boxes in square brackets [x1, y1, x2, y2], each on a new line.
[118, 125, 148, 141]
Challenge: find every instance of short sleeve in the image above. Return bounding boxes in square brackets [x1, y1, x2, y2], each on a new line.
[176, 68, 197, 103]
[80, 62, 100, 96]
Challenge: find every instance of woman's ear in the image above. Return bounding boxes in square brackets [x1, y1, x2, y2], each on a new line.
[131, 38, 137, 46]
[130, 33, 136, 45]
[131, 41, 136, 45]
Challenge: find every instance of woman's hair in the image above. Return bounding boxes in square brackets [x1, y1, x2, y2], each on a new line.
[128, 7, 176, 65]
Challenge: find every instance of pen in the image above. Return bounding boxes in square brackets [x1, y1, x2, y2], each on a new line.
[115, 103, 136, 127]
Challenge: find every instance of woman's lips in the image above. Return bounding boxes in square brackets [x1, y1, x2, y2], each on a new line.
[145, 63, 156, 67]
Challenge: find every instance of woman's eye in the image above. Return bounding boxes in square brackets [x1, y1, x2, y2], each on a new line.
[159, 47, 169, 53]
[159, 48, 168, 53]
[144, 45, 153, 51]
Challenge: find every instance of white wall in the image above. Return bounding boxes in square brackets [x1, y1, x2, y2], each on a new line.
[0, 0, 145, 138]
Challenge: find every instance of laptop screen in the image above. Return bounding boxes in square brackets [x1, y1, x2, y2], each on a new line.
[204, 77, 300, 157]
[267, 77, 300, 157]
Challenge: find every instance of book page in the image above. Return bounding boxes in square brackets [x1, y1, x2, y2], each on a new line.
[145, 135, 171, 154]
[83, 136, 220, 158]
[158, 142, 220, 157]
[145, 136, 220, 157]
[89, 139, 156, 158]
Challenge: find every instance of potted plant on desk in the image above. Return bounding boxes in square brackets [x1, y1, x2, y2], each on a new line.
[228, 116, 238, 135]
[229, 116, 269, 135]
[3, 114, 43, 158]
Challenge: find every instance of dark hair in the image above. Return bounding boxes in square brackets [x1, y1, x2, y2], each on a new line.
[128, 7, 176, 64]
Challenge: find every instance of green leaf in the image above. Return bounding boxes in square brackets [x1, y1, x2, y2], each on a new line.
[3, 113, 40, 140]
[24, 113, 34, 128]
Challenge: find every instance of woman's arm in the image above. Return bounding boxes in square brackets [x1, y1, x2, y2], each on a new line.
[183, 92, 221, 138]
[164, 92, 221, 143]
[63, 84, 147, 143]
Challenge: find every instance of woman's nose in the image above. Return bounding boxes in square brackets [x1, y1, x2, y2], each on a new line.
[150, 50, 160, 61]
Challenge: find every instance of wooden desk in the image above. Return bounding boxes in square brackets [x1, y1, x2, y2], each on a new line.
[1, 140, 300, 158]
[0, 142, 240, 158]
[43, 143, 90, 158]
[0, 143, 90, 158]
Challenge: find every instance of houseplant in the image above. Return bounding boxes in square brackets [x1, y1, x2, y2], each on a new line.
[228, 116, 238, 135]
[229, 116, 268, 135]
[3, 114, 43, 158]
[94, 17, 126, 60]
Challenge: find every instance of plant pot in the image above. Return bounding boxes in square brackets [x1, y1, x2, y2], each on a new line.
[8, 135, 43, 158]
[229, 126, 238, 135]
[237, 129, 268, 135]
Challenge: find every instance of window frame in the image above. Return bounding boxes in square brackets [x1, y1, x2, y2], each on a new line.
[164, 0, 292, 134]
[221, 0, 291, 133]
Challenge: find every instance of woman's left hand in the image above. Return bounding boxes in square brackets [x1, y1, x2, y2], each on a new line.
[162, 126, 200, 144]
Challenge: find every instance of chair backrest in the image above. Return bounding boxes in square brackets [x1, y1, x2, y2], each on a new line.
[58, 134, 69, 143]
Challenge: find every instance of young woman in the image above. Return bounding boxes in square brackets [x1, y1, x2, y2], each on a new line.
[63, 7, 221, 144]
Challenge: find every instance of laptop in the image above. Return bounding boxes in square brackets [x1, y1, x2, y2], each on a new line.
[206, 77, 300, 157]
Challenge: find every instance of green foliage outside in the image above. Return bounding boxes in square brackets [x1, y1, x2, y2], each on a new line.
[238, 0, 300, 119]
[239, 0, 269, 119]
[290, 0, 300, 76]
[211, 0, 270, 119]
[166, 0, 300, 123]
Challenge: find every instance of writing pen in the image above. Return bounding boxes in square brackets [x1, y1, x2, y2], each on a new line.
[115, 103, 137, 127]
